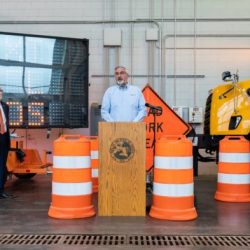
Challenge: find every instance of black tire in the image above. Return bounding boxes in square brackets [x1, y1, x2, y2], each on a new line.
[14, 173, 36, 179]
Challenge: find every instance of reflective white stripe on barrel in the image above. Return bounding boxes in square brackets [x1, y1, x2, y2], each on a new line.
[218, 173, 250, 184]
[53, 156, 91, 169]
[153, 182, 194, 197]
[219, 153, 250, 163]
[52, 182, 92, 196]
[154, 156, 193, 170]
[92, 169, 99, 178]
[91, 150, 98, 159]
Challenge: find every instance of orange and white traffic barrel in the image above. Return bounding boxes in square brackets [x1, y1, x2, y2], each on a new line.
[48, 135, 95, 219]
[215, 136, 250, 202]
[150, 135, 197, 221]
[90, 137, 99, 193]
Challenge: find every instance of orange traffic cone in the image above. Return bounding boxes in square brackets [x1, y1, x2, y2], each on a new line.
[215, 136, 250, 202]
[48, 135, 95, 219]
[90, 137, 99, 193]
[150, 135, 197, 221]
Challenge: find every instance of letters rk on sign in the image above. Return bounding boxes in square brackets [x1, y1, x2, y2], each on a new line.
[142, 85, 192, 172]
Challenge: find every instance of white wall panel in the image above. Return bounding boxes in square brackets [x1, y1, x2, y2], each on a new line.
[0, 0, 250, 140]
[197, 0, 250, 18]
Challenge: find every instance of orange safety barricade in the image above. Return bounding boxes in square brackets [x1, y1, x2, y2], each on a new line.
[48, 135, 95, 219]
[215, 136, 250, 202]
[150, 135, 197, 220]
[90, 137, 99, 193]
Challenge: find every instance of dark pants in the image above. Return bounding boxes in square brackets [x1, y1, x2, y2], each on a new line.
[0, 133, 9, 194]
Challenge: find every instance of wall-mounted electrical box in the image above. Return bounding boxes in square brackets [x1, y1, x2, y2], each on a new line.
[104, 28, 122, 46]
[172, 106, 189, 123]
[189, 107, 203, 123]
[172, 106, 182, 118]
[146, 28, 158, 41]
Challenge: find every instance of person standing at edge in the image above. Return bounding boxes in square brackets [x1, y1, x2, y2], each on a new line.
[101, 66, 146, 122]
[0, 88, 11, 199]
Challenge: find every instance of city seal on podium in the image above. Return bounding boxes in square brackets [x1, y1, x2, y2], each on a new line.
[110, 138, 135, 162]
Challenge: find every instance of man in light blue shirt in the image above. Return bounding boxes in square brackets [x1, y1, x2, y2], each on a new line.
[101, 66, 146, 122]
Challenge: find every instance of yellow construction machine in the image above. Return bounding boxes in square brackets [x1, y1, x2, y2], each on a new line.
[201, 71, 250, 154]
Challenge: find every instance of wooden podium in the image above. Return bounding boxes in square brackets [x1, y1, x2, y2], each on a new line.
[98, 122, 146, 216]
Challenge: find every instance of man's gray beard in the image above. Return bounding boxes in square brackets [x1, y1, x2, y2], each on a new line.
[117, 80, 126, 86]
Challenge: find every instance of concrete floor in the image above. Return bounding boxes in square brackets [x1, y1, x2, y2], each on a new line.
[0, 174, 249, 250]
